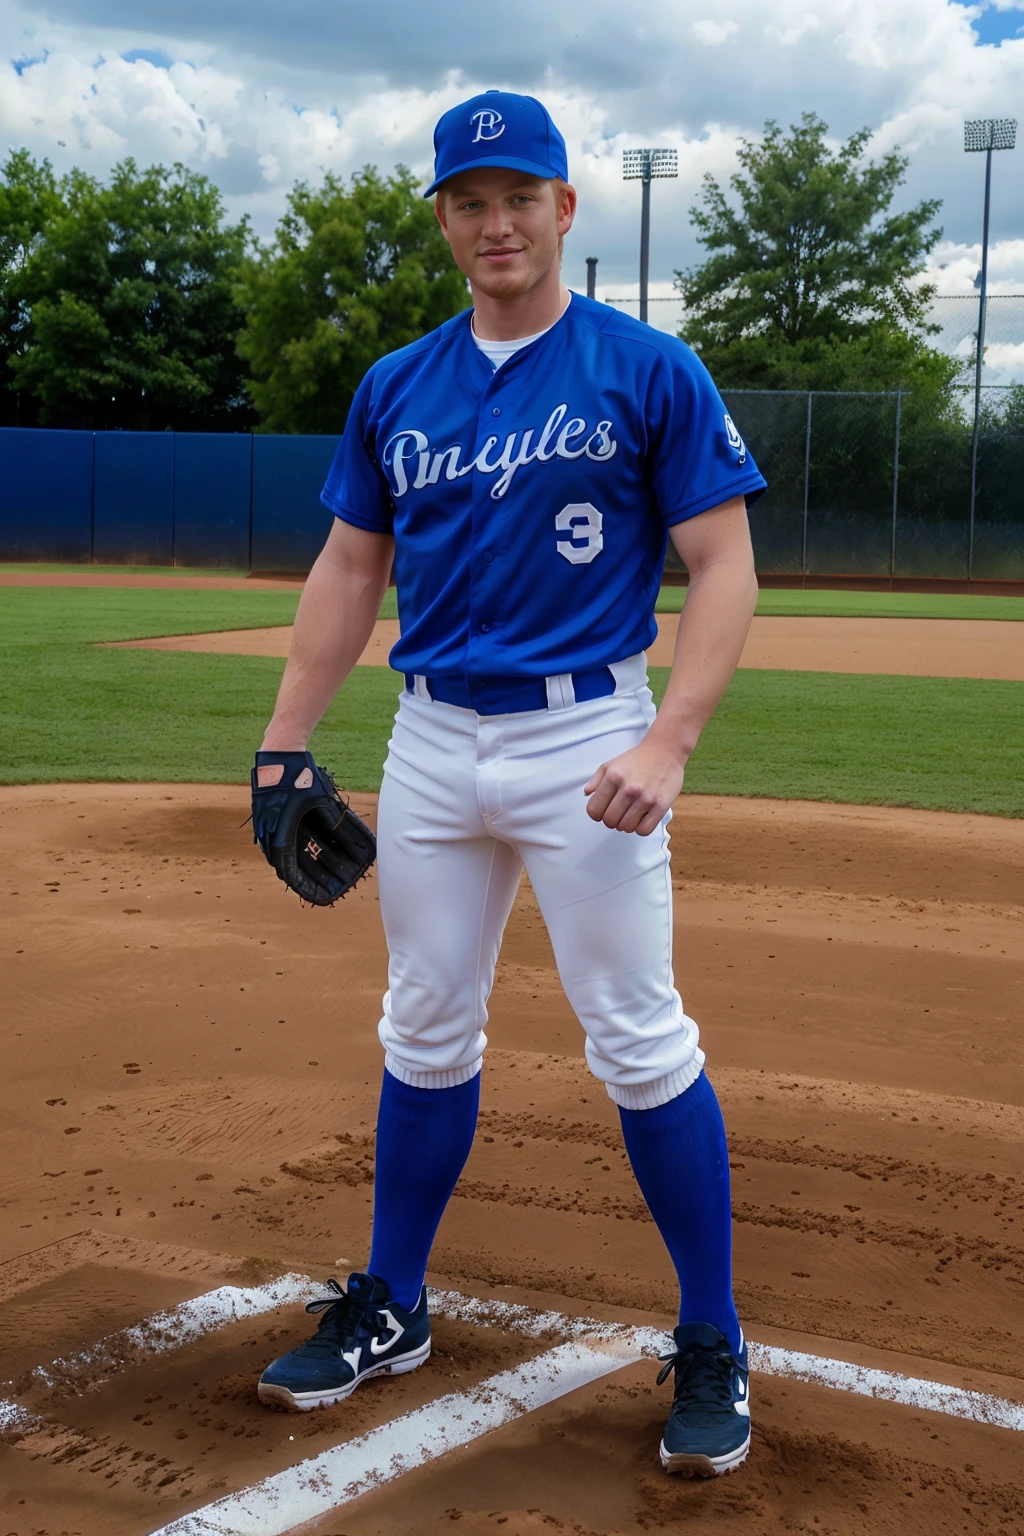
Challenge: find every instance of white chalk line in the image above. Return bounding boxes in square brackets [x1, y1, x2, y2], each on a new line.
[432, 1292, 1024, 1433]
[146, 1289, 1024, 1536]
[0, 1273, 319, 1436]
[751, 1342, 1024, 1433]
[147, 1338, 636, 1536]
[2, 1271, 1021, 1532]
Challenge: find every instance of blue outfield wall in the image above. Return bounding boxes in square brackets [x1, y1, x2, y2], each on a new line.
[174, 433, 254, 569]
[0, 427, 341, 568]
[94, 432, 175, 565]
[0, 428, 96, 562]
[252, 434, 339, 573]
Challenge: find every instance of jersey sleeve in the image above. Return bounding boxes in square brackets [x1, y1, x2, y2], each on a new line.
[320, 369, 395, 532]
[646, 345, 767, 526]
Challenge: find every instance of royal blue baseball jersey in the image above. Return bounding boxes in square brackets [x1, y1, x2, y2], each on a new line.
[321, 293, 766, 681]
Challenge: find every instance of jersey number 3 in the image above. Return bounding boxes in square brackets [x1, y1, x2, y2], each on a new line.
[555, 502, 603, 565]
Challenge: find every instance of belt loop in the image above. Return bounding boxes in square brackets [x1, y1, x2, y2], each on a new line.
[413, 674, 432, 701]
[608, 653, 647, 695]
[544, 672, 576, 711]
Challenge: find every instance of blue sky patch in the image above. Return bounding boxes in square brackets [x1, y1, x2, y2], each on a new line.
[952, 0, 1024, 47]
[12, 51, 48, 76]
[121, 46, 173, 68]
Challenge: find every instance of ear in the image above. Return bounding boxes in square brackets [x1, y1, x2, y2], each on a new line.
[556, 182, 578, 240]
[433, 194, 451, 245]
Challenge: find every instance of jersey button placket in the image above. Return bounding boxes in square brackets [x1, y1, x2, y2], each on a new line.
[467, 377, 505, 705]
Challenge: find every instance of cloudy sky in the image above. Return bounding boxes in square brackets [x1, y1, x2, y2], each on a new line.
[3, 0, 1023, 336]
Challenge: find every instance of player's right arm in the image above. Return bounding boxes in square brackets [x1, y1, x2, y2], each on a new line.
[259, 518, 394, 760]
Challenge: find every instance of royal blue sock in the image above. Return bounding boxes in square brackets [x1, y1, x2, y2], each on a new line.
[618, 1071, 741, 1352]
[367, 1068, 480, 1310]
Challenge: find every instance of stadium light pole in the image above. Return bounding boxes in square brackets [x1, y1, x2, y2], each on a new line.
[623, 148, 678, 324]
[964, 117, 1017, 575]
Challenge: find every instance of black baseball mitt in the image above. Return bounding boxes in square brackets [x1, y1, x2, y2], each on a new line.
[251, 751, 376, 906]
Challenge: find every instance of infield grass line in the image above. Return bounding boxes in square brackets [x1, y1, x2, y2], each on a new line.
[5, 586, 1024, 813]
[6, 571, 1024, 619]
[660, 588, 1024, 620]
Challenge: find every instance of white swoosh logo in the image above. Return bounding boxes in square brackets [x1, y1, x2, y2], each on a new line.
[370, 1308, 405, 1356]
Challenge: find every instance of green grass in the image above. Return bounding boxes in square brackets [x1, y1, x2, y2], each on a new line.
[1, 587, 304, 643]
[657, 669, 1024, 817]
[0, 581, 394, 625]
[0, 562, 254, 577]
[4, 563, 1023, 621]
[655, 587, 1024, 620]
[2, 586, 1023, 815]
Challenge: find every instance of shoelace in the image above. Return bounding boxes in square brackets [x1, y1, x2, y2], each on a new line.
[656, 1342, 739, 1412]
[294, 1277, 389, 1358]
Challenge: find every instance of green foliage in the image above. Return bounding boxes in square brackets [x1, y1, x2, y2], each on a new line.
[676, 114, 956, 395]
[2, 153, 252, 431]
[1, 153, 469, 434]
[0, 150, 63, 426]
[982, 382, 1024, 433]
[235, 166, 469, 434]
[694, 324, 959, 395]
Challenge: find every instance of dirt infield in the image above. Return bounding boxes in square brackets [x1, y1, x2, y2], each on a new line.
[113, 613, 1024, 679]
[3, 784, 1023, 1534]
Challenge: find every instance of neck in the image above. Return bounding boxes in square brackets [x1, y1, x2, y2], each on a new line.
[470, 269, 570, 342]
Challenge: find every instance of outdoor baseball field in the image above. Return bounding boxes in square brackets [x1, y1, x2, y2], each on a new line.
[2, 569, 1023, 1536]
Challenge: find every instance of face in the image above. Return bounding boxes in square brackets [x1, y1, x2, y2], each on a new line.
[435, 167, 577, 301]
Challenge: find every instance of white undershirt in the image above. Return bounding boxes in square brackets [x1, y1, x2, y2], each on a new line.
[471, 322, 553, 369]
[470, 294, 572, 369]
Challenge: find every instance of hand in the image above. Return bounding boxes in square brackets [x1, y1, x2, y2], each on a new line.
[257, 732, 310, 787]
[584, 737, 687, 835]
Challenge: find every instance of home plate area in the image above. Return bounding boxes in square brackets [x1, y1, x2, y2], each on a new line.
[4, 790, 1024, 1534]
[0, 1234, 1021, 1536]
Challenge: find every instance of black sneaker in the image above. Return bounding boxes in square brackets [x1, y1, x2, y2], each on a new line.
[257, 1272, 431, 1411]
[657, 1322, 750, 1476]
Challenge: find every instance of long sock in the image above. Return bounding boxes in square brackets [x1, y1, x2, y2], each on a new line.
[618, 1070, 741, 1352]
[367, 1068, 480, 1310]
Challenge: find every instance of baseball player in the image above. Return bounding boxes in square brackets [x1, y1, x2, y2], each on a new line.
[254, 90, 766, 1479]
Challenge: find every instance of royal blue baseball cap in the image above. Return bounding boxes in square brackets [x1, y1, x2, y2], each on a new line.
[425, 90, 568, 197]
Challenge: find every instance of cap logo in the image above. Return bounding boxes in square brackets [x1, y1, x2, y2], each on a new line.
[470, 108, 505, 143]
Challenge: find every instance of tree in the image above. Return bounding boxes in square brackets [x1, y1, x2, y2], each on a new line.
[8, 158, 252, 431]
[0, 151, 64, 426]
[235, 167, 469, 434]
[675, 114, 957, 395]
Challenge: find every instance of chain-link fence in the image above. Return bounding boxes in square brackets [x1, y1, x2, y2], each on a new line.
[694, 385, 1024, 582]
[928, 295, 1024, 387]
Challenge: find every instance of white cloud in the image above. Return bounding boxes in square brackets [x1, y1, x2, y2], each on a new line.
[0, 0, 1023, 296]
[692, 19, 740, 45]
[927, 237, 1024, 293]
[982, 342, 1024, 384]
[1, 44, 235, 163]
[765, 13, 822, 47]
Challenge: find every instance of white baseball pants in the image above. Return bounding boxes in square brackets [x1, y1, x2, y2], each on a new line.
[375, 666, 705, 1110]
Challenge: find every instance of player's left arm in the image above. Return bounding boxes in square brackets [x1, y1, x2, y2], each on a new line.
[584, 496, 757, 835]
